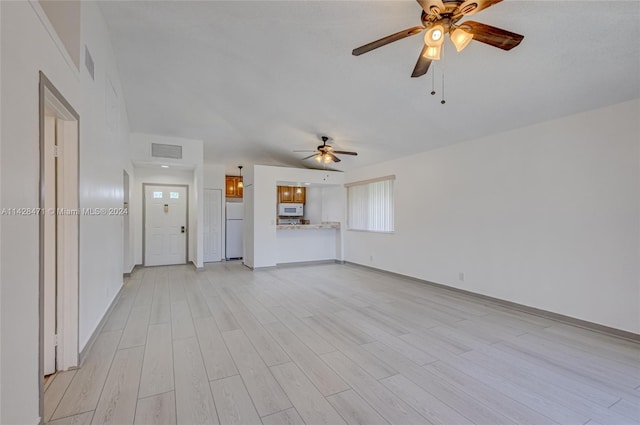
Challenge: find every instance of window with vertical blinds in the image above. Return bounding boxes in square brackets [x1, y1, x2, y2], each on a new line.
[347, 176, 395, 232]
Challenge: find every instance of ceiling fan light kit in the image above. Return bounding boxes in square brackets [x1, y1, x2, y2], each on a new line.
[423, 45, 441, 60]
[352, 0, 524, 101]
[423, 23, 445, 59]
[450, 27, 474, 52]
[424, 24, 445, 46]
[295, 135, 358, 164]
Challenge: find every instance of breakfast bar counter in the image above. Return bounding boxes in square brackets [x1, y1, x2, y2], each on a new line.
[275, 222, 340, 264]
[276, 222, 340, 230]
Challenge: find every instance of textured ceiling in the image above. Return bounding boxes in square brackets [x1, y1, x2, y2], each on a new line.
[99, 1, 640, 174]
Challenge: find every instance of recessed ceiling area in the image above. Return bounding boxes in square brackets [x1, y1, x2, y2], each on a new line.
[99, 1, 640, 174]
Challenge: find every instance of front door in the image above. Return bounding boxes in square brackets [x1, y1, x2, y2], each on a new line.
[144, 185, 188, 266]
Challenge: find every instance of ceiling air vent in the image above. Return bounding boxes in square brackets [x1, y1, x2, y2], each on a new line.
[151, 143, 182, 159]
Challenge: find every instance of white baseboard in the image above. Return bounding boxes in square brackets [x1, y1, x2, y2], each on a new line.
[78, 283, 124, 365]
[345, 261, 640, 343]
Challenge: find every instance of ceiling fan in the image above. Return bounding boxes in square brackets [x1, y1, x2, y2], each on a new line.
[352, 0, 524, 78]
[295, 136, 358, 164]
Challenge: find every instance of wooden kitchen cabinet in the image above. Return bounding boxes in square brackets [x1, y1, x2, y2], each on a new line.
[226, 176, 243, 198]
[278, 186, 294, 203]
[293, 187, 306, 203]
[278, 186, 305, 204]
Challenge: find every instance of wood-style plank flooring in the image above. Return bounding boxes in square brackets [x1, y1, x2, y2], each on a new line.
[46, 262, 640, 425]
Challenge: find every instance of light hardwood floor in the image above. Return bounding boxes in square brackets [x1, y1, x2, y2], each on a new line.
[45, 262, 640, 425]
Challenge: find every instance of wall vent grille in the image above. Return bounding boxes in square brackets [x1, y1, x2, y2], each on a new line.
[151, 143, 182, 159]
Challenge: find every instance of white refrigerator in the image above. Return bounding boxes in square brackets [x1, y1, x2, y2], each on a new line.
[225, 202, 243, 260]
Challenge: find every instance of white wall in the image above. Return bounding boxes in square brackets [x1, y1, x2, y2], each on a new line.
[78, 2, 132, 352]
[345, 99, 640, 334]
[301, 186, 345, 226]
[130, 133, 204, 268]
[0, 2, 131, 423]
[202, 163, 225, 191]
[303, 187, 322, 223]
[246, 165, 345, 268]
[321, 186, 344, 224]
[243, 166, 255, 267]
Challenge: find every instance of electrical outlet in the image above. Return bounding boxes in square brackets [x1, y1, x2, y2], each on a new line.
[458, 272, 465, 281]
[370, 255, 373, 262]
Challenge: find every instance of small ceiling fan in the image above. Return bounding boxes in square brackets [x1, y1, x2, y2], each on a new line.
[352, 0, 524, 77]
[294, 136, 358, 164]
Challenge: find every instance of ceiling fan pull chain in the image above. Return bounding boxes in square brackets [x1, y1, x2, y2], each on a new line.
[441, 71, 446, 104]
[431, 62, 436, 96]
[441, 44, 446, 104]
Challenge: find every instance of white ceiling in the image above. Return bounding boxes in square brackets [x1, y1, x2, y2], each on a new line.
[99, 1, 640, 174]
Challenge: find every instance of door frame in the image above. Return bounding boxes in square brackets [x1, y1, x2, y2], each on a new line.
[142, 183, 189, 266]
[39, 72, 80, 418]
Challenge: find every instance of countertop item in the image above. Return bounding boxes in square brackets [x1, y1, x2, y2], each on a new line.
[276, 222, 340, 230]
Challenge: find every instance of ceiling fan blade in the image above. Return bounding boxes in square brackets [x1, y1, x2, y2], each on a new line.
[461, 20, 524, 51]
[332, 151, 358, 156]
[455, 0, 502, 16]
[411, 45, 432, 78]
[416, 0, 445, 16]
[352, 26, 424, 56]
[327, 153, 341, 163]
[301, 154, 318, 160]
[293, 150, 317, 153]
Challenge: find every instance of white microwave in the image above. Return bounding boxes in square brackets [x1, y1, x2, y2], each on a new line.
[279, 203, 304, 216]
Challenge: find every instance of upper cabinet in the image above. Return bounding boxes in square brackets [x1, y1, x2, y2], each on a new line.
[278, 186, 305, 204]
[226, 176, 243, 198]
[293, 187, 306, 204]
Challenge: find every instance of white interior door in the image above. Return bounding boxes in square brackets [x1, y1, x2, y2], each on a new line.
[203, 189, 222, 262]
[43, 115, 57, 376]
[145, 185, 188, 266]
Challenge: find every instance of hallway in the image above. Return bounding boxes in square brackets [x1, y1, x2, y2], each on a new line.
[44, 263, 640, 425]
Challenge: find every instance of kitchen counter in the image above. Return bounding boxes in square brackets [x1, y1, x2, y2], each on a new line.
[275, 222, 341, 263]
[276, 222, 340, 230]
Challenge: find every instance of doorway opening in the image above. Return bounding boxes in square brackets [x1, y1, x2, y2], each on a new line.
[143, 184, 189, 266]
[39, 72, 80, 417]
